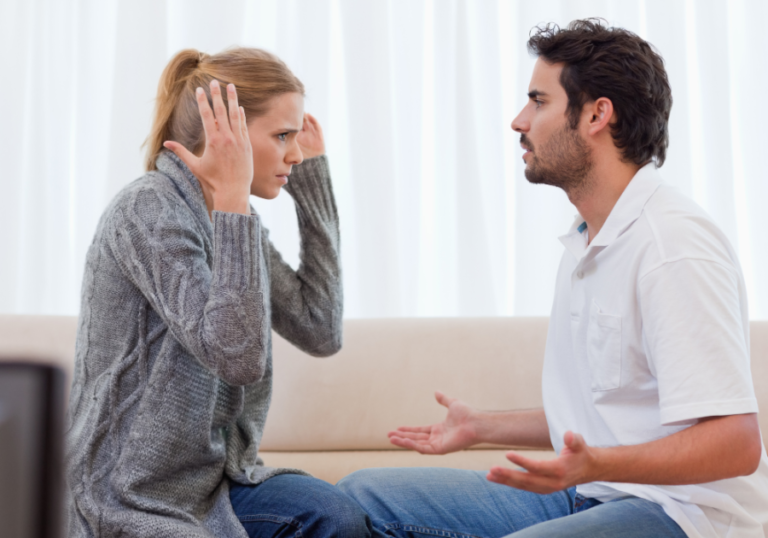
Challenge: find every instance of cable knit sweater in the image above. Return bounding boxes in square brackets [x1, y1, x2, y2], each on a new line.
[66, 152, 342, 538]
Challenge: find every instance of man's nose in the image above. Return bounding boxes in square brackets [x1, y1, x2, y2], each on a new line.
[511, 112, 529, 134]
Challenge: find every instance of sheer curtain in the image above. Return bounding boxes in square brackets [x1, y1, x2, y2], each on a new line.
[1, 0, 766, 319]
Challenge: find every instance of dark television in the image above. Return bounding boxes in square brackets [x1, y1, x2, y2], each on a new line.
[0, 363, 65, 538]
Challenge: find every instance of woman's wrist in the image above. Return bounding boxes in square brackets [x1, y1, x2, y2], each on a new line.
[212, 193, 251, 215]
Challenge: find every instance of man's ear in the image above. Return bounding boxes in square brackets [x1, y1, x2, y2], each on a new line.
[587, 97, 614, 136]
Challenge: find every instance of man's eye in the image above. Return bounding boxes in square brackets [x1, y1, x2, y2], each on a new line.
[277, 133, 288, 141]
[534, 99, 544, 108]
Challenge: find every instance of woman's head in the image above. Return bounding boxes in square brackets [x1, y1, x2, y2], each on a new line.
[145, 47, 306, 197]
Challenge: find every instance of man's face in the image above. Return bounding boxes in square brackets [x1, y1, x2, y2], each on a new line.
[511, 58, 593, 194]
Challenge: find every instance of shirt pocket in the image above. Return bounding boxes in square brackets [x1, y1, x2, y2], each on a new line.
[586, 300, 622, 392]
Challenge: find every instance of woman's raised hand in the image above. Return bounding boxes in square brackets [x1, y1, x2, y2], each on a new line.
[164, 80, 253, 215]
[296, 113, 325, 159]
[387, 391, 478, 455]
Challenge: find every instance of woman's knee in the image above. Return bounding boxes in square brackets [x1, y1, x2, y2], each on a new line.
[291, 480, 371, 537]
[316, 491, 371, 537]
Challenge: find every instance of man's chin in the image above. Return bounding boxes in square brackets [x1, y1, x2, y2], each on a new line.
[524, 167, 548, 185]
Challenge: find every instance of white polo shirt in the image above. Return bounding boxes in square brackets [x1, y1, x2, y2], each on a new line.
[542, 163, 768, 538]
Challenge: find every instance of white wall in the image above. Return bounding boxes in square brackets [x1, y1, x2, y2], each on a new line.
[1, 0, 766, 318]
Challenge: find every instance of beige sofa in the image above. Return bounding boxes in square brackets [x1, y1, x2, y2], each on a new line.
[1, 315, 767, 484]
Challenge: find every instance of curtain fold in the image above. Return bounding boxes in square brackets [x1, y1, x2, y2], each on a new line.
[1, 0, 765, 318]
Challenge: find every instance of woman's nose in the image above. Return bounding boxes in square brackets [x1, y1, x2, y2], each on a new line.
[287, 140, 303, 165]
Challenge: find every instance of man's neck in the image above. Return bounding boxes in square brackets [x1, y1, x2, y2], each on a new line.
[567, 158, 643, 244]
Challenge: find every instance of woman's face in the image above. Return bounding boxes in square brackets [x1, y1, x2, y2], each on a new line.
[247, 92, 305, 199]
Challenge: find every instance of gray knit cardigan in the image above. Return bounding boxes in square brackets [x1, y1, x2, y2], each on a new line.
[66, 151, 342, 538]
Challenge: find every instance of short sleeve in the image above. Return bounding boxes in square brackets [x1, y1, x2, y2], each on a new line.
[638, 258, 757, 425]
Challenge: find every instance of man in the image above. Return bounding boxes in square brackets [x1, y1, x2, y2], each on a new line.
[338, 19, 768, 538]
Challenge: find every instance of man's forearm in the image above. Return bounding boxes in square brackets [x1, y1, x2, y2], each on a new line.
[471, 408, 553, 449]
[592, 413, 762, 485]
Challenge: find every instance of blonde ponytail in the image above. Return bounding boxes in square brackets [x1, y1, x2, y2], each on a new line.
[143, 48, 305, 171]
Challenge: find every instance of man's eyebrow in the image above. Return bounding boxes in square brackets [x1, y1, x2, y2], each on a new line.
[528, 90, 548, 99]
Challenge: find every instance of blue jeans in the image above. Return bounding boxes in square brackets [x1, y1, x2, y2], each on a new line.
[229, 474, 373, 537]
[337, 467, 688, 538]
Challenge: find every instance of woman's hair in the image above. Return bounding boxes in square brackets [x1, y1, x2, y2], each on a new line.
[528, 19, 672, 167]
[144, 47, 305, 171]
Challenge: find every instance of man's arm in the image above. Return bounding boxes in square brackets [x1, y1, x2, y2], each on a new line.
[487, 413, 762, 494]
[388, 392, 553, 453]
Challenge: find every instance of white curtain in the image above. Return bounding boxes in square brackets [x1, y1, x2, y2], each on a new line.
[1, 0, 766, 319]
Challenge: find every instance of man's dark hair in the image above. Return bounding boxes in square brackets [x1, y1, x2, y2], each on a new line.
[528, 19, 672, 167]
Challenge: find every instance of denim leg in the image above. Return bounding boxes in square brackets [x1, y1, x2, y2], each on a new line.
[337, 467, 575, 537]
[505, 496, 687, 538]
[229, 474, 373, 538]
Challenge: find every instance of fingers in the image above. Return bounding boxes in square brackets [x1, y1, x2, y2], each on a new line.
[240, 106, 248, 138]
[487, 466, 563, 494]
[163, 141, 198, 171]
[307, 113, 323, 140]
[209, 80, 231, 134]
[486, 466, 557, 494]
[302, 112, 317, 130]
[505, 451, 560, 477]
[435, 391, 457, 409]
[563, 431, 587, 454]
[195, 87, 217, 140]
[226, 84, 241, 134]
[389, 435, 436, 454]
[388, 429, 429, 441]
[391, 426, 432, 434]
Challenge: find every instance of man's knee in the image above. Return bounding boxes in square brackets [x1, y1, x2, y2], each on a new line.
[337, 468, 380, 500]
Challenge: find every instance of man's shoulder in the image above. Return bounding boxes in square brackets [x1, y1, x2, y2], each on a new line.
[637, 184, 736, 270]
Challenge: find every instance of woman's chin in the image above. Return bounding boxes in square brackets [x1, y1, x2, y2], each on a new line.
[251, 186, 282, 200]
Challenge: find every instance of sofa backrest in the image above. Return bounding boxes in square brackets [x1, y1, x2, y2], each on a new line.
[263, 317, 549, 450]
[1, 315, 767, 451]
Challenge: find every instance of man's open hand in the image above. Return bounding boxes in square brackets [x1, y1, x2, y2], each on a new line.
[487, 431, 598, 494]
[388, 392, 478, 454]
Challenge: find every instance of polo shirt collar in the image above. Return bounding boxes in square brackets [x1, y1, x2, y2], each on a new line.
[559, 163, 663, 260]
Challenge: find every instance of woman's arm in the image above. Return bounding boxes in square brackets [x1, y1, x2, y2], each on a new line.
[268, 154, 343, 357]
[108, 184, 270, 387]
[268, 114, 343, 357]
[109, 80, 270, 386]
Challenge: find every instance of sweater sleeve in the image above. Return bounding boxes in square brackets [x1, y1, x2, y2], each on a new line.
[267, 155, 343, 357]
[106, 186, 270, 386]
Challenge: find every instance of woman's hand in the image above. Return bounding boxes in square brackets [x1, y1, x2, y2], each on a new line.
[387, 391, 479, 455]
[296, 113, 325, 159]
[163, 80, 253, 215]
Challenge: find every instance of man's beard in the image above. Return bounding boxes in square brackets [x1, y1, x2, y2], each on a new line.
[522, 126, 594, 195]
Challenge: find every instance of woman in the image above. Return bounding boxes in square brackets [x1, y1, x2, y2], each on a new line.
[66, 48, 371, 537]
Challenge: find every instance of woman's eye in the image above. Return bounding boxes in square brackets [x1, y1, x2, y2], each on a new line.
[277, 133, 288, 141]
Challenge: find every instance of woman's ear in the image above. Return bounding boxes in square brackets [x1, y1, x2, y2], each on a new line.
[587, 97, 614, 136]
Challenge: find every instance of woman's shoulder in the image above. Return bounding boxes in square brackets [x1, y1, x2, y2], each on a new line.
[103, 169, 191, 230]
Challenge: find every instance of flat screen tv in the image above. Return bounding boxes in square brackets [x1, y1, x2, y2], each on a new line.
[0, 362, 65, 538]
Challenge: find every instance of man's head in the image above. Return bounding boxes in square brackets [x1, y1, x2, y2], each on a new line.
[512, 19, 672, 193]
